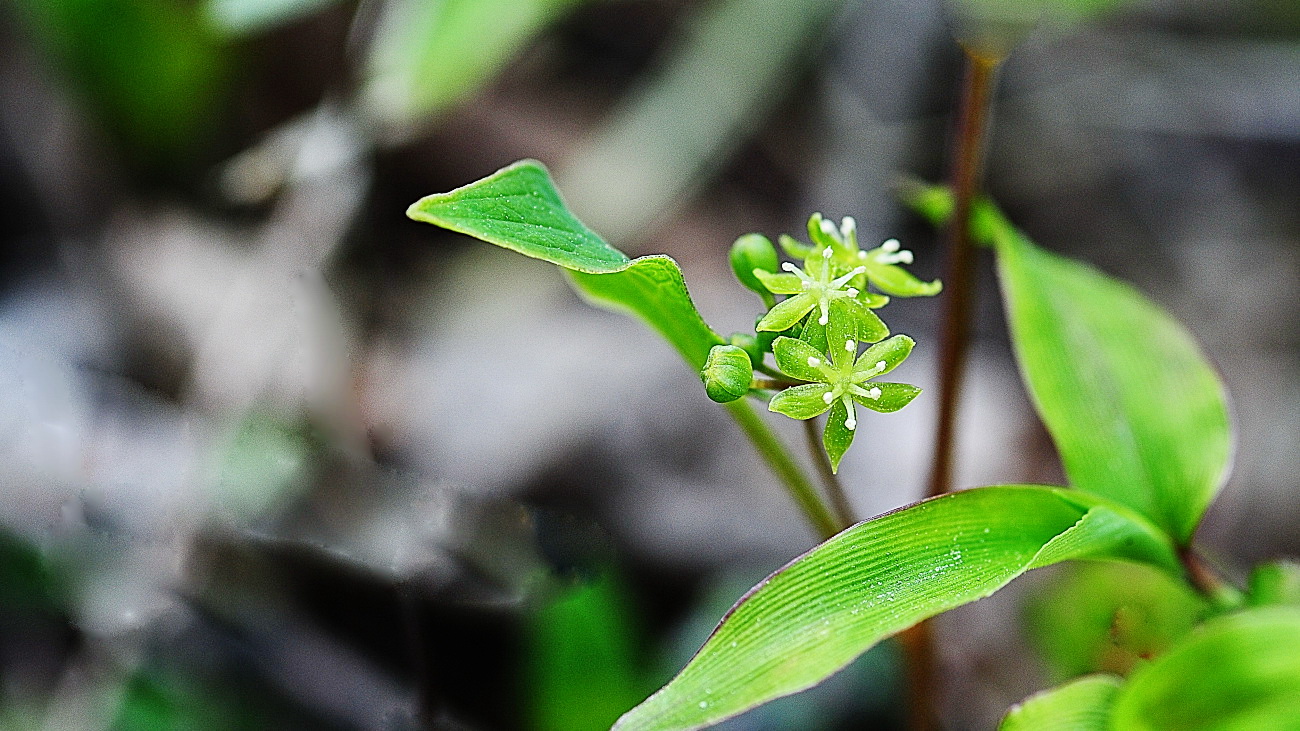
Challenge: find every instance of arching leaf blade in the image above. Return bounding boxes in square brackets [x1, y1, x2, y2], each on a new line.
[994, 226, 1232, 543]
[407, 159, 630, 274]
[1111, 607, 1300, 730]
[1000, 674, 1122, 731]
[613, 486, 1177, 731]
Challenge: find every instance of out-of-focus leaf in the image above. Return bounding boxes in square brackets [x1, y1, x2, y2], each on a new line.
[214, 413, 314, 520]
[0, 530, 64, 614]
[1110, 607, 1300, 730]
[14, 0, 227, 161]
[1247, 560, 1300, 608]
[994, 214, 1232, 543]
[1000, 674, 1122, 731]
[526, 572, 644, 731]
[205, 0, 342, 35]
[408, 160, 724, 369]
[1025, 562, 1208, 679]
[364, 0, 591, 129]
[613, 486, 1178, 731]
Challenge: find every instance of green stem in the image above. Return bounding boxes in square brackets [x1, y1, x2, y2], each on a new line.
[724, 399, 841, 540]
[1180, 546, 1243, 610]
[802, 417, 856, 528]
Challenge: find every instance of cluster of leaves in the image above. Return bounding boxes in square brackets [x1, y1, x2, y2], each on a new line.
[703, 212, 941, 470]
[407, 161, 1300, 730]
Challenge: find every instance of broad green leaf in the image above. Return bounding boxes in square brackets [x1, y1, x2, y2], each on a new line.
[569, 258, 724, 371]
[1025, 562, 1208, 679]
[407, 160, 630, 274]
[614, 486, 1178, 731]
[364, 0, 590, 127]
[526, 572, 645, 731]
[1000, 674, 1122, 731]
[1111, 607, 1300, 730]
[994, 220, 1232, 543]
[408, 160, 724, 369]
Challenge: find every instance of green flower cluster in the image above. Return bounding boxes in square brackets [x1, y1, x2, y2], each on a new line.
[702, 212, 941, 471]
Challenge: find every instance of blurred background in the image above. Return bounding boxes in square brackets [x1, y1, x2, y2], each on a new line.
[1, 0, 1298, 728]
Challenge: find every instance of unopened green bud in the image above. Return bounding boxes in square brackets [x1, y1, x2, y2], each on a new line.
[701, 345, 754, 403]
[729, 333, 764, 368]
[729, 233, 779, 295]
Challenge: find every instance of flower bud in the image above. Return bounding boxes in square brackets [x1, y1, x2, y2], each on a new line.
[701, 344, 754, 403]
[729, 233, 779, 295]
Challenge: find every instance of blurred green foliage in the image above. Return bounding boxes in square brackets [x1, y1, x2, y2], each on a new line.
[14, 0, 230, 165]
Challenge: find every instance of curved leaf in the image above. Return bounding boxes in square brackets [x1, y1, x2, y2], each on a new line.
[995, 224, 1232, 543]
[408, 161, 724, 369]
[1000, 674, 1122, 731]
[614, 486, 1178, 731]
[1111, 607, 1300, 730]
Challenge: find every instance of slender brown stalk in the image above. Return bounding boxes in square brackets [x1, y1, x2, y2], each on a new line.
[908, 45, 1005, 731]
[927, 47, 1002, 501]
[802, 418, 856, 529]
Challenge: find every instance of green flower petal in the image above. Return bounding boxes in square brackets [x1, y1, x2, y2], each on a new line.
[778, 234, 812, 260]
[854, 335, 915, 377]
[757, 293, 816, 332]
[752, 270, 803, 295]
[862, 292, 890, 309]
[864, 261, 942, 297]
[769, 383, 834, 420]
[834, 298, 889, 344]
[822, 399, 856, 473]
[772, 336, 832, 382]
[853, 382, 922, 413]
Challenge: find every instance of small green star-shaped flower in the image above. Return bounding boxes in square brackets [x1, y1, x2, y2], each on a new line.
[787, 213, 943, 298]
[752, 245, 890, 341]
[767, 326, 921, 471]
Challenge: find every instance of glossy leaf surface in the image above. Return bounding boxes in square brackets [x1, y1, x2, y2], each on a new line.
[408, 160, 723, 369]
[614, 486, 1177, 730]
[994, 220, 1232, 542]
[1111, 607, 1300, 730]
[1000, 674, 1122, 731]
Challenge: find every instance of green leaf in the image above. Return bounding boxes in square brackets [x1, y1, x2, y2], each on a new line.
[364, 0, 591, 126]
[407, 160, 630, 274]
[526, 572, 645, 731]
[408, 160, 725, 370]
[205, 0, 340, 35]
[1247, 560, 1300, 608]
[1000, 674, 1122, 731]
[1025, 562, 1208, 680]
[994, 221, 1232, 543]
[569, 258, 725, 371]
[1111, 607, 1300, 730]
[613, 486, 1178, 731]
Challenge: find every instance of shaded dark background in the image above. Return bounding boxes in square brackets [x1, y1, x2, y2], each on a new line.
[1, 0, 1297, 728]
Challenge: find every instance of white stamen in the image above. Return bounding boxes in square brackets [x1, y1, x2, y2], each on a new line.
[845, 339, 856, 352]
[858, 251, 868, 260]
[882, 238, 901, 253]
[875, 360, 887, 370]
[807, 356, 821, 367]
[820, 219, 838, 237]
[781, 262, 798, 272]
[846, 287, 859, 298]
[819, 312, 829, 325]
[867, 387, 882, 400]
[823, 392, 834, 404]
[822, 246, 833, 259]
[898, 250, 914, 264]
[845, 415, 857, 430]
[840, 216, 856, 238]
